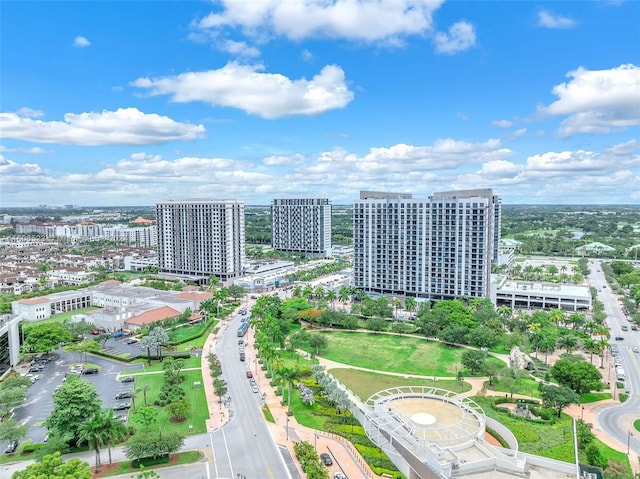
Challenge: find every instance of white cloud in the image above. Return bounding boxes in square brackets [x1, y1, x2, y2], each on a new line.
[0, 145, 49, 154]
[194, 0, 444, 44]
[537, 10, 577, 29]
[0, 108, 206, 145]
[492, 119, 512, 128]
[73, 36, 91, 47]
[218, 39, 261, 57]
[433, 21, 476, 55]
[132, 62, 354, 119]
[16, 107, 44, 118]
[540, 64, 640, 136]
[512, 128, 527, 137]
[454, 140, 640, 203]
[302, 49, 314, 62]
[3, 138, 638, 206]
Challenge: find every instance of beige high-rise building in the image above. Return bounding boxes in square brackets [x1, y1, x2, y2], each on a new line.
[156, 199, 245, 281]
[271, 197, 332, 258]
[353, 189, 501, 300]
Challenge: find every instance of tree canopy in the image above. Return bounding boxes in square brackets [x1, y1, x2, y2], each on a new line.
[23, 323, 73, 352]
[551, 358, 603, 394]
[12, 452, 91, 479]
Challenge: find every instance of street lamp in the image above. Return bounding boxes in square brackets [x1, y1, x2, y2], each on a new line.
[628, 429, 633, 454]
[286, 415, 289, 441]
[314, 430, 318, 450]
[580, 406, 584, 421]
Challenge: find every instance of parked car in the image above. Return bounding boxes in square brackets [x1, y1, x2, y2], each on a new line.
[115, 391, 133, 399]
[334, 473, 348, 479]
[121, 376, 135, 383]
[114, 402, 131, 410]
[4, 440, 18, 454]
[82, 368, 99, 375]
[246, 370, 253, 378]
[126, 339, 139, 345]
[320, 453, 333, 466]
[633, 347, 639, 353]
[621, 325, 628, 331]
[615, 336, 625, 341]
[252, 384, 259, 393]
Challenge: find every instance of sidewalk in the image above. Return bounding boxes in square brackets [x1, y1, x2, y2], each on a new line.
[244, 328, 377, 479]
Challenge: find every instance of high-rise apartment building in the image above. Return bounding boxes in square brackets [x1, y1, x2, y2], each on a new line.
[156, 199, 245, 281]
[353, 189, 501, 300]
[271, 197, 332, 258]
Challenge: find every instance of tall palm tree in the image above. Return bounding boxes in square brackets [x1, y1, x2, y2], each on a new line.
[582, 337, 598, 364]
[325, 290, 337, 310]
[338, 285, 351, 306]
[556, 334, 578, 353]
[77, 414, 107, 470]
[405, 297, 417, 317]
[101, 409, 127, 465]
[141, 384, 151, 406]
[282, 367, 300, 411]
[292, 284, 303, 298]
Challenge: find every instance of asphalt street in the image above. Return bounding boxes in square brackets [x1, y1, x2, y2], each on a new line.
[589, 260, 640, 456]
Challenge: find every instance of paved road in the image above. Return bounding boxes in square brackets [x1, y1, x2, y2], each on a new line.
[589, 260, 640, 456]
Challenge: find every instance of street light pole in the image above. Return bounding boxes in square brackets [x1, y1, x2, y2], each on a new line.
[628, 429, 632, 454]
[286, 415, 289, 441]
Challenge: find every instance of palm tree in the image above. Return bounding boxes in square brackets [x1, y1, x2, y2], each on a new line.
[391, 297, 401, 319]
[292, 284, 303, 298]
[556, 334, 578, 353]
[101, 409, 127, 465]
[282, 367, 300, 411]
[325, 290, 337, 310]
[582, 337, 598, 364]
[77, 414, 107, 470]
[313, 286, 325, 301]
[405, 297, 417, 317]
[141, 384, 151, 406]
[338, 285, 351, 306]
[548, 308, 565, 327]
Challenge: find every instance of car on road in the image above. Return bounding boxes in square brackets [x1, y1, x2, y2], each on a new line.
[121, 376, 135, 383]
[115, 391, 133, 399]
[615, 336, 624, 341]
[238, 339, 244, 345]
[621, 325, 628, 331]
[83, 368, 99, 375]
[126, 339, 139, 345]
[320, 453, 333, 466]
[334, 473, 348, 479]
[252, 384, 259, 393]
[4, 440, 18, 454]
[246, 370, 253, 378]
[633, 347, 639, 353]
[114, 402, 131, 410]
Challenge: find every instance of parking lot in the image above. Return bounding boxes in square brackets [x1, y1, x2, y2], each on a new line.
[6, 342, 144, 450]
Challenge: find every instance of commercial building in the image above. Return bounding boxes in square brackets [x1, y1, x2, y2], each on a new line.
[271, 197, 332, 258]
[491, 275, 591, 312]
[353, 189, 500, 301]
[156, 199, 246, 282]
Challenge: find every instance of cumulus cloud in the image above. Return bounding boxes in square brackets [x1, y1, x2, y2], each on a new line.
[540, 64, 640, 136]
[132, 62, 354, 118]
[454, 140, 640, 203]
[433, 21, 476, 55]
[218, 39, 261, 57]
[0, 107, 206, 145]
[73, 36, 91, 47]
[492, 119, 512, 128]
[2, 138, 638, 205]
[194, 0, 444, 44]
[0, 145, 49, 154]
[537, 10, 577, 29]
[16, 107, 44, 118]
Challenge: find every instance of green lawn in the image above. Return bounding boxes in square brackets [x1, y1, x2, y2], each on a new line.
[126, 356, 201, 374]
[126, 370, 209, 436]
[302, 331, 506, 377]
[176, 319, 219, 351]
[635, 419, 640, 433]
[101, 450, 201, 477]
[579, 392, 612, 403]
[484, 378, 542, 398]
[29, 307, 101, 325]
[329, 368, 471, 401]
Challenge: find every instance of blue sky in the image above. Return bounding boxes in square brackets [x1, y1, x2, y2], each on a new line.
[1, 0, 639, 207]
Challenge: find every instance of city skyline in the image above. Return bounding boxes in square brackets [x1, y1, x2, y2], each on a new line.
[1, 1, 639, 207]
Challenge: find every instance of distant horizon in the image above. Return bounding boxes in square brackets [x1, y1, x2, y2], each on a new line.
[2, 203, 640, 211]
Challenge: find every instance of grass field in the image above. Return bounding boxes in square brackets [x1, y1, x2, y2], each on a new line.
[28, 307, 101, 325]
[329, 368, 471, 400]
[176, 320, 219, 351]
[126, 369, 209, 436]
[302, 331, 506, 377]
[126, 356, 202, 374]
[579, 392, 612, 403]
[102, 450, 201, 477]
[484, 378, 542, 398]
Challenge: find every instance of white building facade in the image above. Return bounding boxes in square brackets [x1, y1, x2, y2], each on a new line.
[271, 197, 332, 258]
[353, 189, 501, 300]
[156, 199, 246, 281]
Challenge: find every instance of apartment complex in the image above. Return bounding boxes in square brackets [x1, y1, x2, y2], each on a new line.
[14, 222, 156, 247]
[271, 197, 332, 258]
[353, 189, 501, 300]
[156, 199, 245, 281]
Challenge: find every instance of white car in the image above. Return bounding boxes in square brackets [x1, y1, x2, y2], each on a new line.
[334, 473, 348, 479]
[633, 347, 639, 353]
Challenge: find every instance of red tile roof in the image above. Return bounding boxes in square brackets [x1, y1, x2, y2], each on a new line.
[125, 306, 181, 326]
[100, 279, 121, 286]
[18, 297, 49, 305]
[176, 292, 213, 301]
